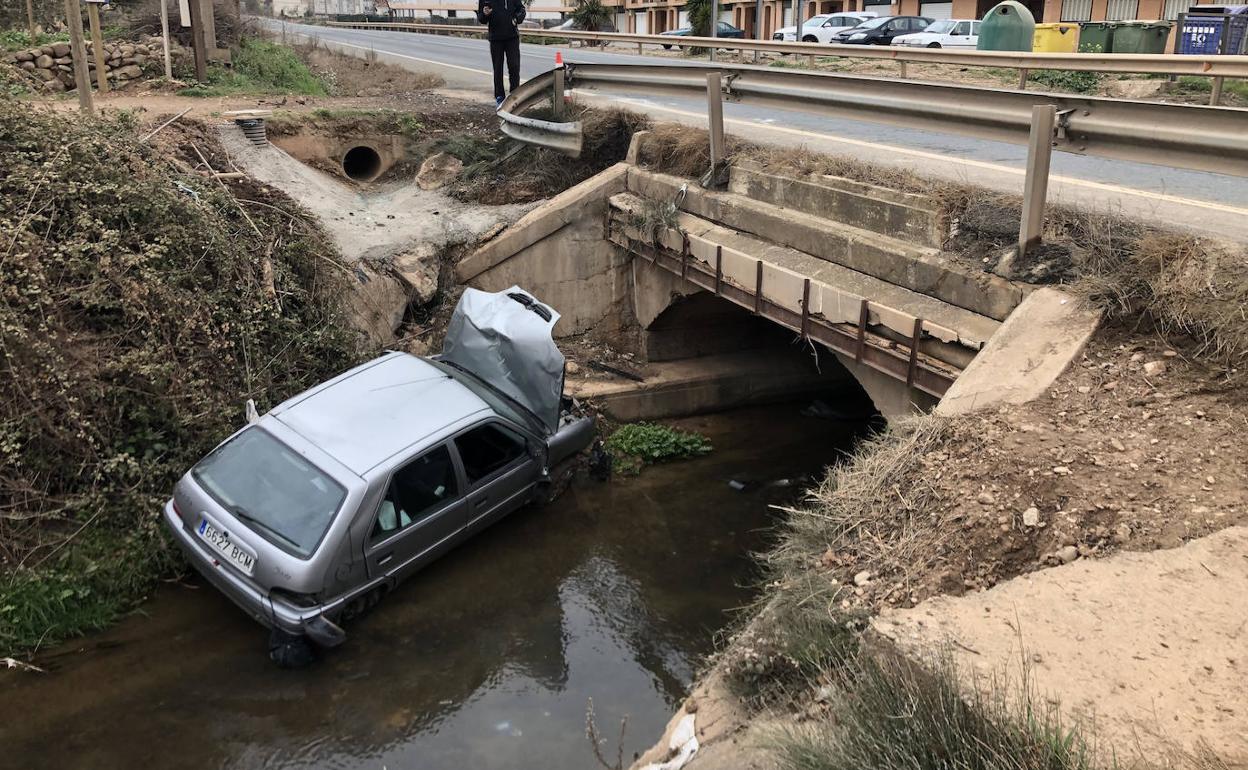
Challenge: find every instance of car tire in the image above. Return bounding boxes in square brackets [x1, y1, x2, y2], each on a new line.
[802, 35, 817, 42]
[663, 43, 672, 49]
[927, 41, 941, 47]
[268, 629, 316, 669]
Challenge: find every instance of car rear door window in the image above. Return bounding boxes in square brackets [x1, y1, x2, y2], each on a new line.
[954, 21, 970, 34]
[455, 424, 528, 485]
[372, 445, 459, 541]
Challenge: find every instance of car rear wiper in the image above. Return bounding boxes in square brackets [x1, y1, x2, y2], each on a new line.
[226, 505, 301, 550]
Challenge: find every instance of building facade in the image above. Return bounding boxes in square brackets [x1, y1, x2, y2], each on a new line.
[603, 0, 1199, 39]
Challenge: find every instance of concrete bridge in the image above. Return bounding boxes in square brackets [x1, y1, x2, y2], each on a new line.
[456, 133, 1099, 420]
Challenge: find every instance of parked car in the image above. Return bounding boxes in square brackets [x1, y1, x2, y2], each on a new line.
[163, 288, 597, 666]
[660, 21, 746, 48]
[832, 15, 933, 44]
[772, 12, 876, 42]
[891, 18, 980, 47]
[553, 17, 617, 32]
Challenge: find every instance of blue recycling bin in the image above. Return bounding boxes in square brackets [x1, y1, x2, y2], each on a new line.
[1179, 11, 1248, 54]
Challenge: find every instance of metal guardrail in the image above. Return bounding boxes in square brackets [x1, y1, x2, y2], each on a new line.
[325, 21, 1248, 81]
[497, 69, 581, 154]
[564, 62, 1248, 177]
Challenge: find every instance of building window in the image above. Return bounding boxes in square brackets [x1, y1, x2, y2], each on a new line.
[1060, 0, 1092, 21]
[1162, 0, 1194, 19]
[1105, 0, 1138, 19]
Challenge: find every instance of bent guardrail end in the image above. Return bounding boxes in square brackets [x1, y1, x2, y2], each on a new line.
[498, 111, 584, 157]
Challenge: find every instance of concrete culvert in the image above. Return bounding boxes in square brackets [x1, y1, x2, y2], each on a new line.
[342, 145, 382, 182]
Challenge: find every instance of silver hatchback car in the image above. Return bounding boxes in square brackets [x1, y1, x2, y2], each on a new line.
[162, 288, 595, 664]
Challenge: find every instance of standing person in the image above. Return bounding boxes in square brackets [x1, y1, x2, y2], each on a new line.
[477, 0, 526, 109]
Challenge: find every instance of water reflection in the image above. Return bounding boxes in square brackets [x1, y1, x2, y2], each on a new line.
[0, 403, 863, 770]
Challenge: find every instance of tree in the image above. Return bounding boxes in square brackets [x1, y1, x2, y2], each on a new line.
[569, 0, 611, 31]
[686, 0, 710, 36]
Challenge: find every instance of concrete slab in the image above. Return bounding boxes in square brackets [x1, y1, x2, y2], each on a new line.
[937, 287, 1101, 416]
[456, 163, 629, 283]
[873, 527, 1248, 766]
[729, 159, 944, 248]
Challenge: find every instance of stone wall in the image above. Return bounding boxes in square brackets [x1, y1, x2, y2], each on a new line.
[6, 36, 166, 92]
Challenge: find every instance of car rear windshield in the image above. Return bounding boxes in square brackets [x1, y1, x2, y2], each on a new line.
[192, 427, 346, 558]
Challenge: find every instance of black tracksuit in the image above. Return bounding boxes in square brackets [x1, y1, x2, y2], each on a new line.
[476, 0, 526, 101]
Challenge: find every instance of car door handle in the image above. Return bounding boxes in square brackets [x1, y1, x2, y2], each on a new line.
[377, 552, 394, 566]
[474, 497, 490, 509]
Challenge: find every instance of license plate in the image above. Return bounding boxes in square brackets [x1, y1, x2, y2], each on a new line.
[197, 519, 256, 576]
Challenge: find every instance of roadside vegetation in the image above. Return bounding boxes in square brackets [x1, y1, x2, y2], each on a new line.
[0, 101, 361, 657]
[179, 36, 327, 96]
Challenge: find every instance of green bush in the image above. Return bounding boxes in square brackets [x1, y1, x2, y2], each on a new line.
[180, 38, 327, 96]
[605, 422, 712, 474]
[0, 28, 68, 52]
[0, 101, 360, 655]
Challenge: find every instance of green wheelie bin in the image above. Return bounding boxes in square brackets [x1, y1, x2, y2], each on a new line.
[1077, 21, 1115, 52]
[1109, 20, 1174, 53]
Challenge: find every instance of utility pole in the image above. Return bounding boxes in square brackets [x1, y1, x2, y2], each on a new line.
[794, 0, 804, 45]
[710, 0, 719, 61]
[26, 0, 38, 43]
[63, 0, 94, 113]
[86, 1, 108, 93]
[753, 0, 762, 61]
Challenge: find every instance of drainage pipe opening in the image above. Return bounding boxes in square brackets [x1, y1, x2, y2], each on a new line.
[343, 145, 382, 182]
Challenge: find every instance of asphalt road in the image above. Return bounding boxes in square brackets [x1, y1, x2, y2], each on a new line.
[265, 19, 1248, 238]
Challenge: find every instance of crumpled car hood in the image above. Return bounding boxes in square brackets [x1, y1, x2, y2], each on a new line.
[442, 286, 565, 434]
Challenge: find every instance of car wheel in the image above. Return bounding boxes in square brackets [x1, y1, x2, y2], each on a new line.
[927, 41, 941, 47]
[268, 629, 316, 669]
[663, 43, 672, 49]
[802, 35, 817, 42]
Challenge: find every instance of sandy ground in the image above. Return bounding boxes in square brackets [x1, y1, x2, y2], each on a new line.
[875, 526, 1248, 767]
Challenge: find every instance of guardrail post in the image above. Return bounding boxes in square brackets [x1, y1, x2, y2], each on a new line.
[707, 72, 725, 181]
[1018, 68, 1028, 90]
[1210, 76, 1224, 106]
[899, 60, 908, 79]
[1019, 105, 1056, 257]
[553, 66, 565, 119]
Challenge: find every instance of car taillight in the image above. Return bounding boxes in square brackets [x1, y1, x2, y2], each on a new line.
[172, 500, 185, 520]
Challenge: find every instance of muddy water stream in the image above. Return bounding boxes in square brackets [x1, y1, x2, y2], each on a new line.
[0, 404, 862, 770]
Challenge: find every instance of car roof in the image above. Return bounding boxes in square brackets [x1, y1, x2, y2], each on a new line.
[272, 353, 491, 475]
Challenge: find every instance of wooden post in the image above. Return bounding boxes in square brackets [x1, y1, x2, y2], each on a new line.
[87, 2, 108, 94]
[63, 0, 94, 114]
[187, 0, 208, 82]
[1018, 67, 1028, 90]
[160, 0, 173, 78]
[1018, 105, 1056, 257]
[706, 72, 724, 181]
[26, 0, 38, 43]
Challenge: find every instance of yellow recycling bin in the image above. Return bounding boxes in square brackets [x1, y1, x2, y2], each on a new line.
[1033, 22, 1080, 52]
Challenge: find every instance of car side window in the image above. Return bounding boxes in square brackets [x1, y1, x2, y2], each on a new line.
[455, 423, 528, 486]
[371, 444, 459, 542]
[954, 21, 970, 34]
[972, 21, 981, 34]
